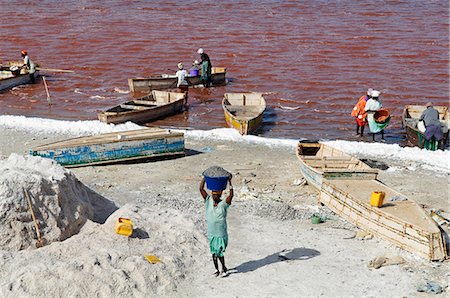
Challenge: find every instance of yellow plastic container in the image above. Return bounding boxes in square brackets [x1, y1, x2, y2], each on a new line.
[370, 191, 385, 207]
[115, 217, 133, 236]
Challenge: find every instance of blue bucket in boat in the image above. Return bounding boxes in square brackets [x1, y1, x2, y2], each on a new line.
[204, 175, 229, 191]
[190, 69, 199, 76]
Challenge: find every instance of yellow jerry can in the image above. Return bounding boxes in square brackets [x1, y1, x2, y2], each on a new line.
[115, 217, 133, 236]
[370, 191, 385, 207]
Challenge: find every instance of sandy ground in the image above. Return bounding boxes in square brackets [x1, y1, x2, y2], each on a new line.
[0, 127, 449, 297]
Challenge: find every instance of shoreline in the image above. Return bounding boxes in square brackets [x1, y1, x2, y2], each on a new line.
[0, 124, 449, 296]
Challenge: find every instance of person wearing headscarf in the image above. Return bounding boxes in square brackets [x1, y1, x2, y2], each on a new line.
[21, 50, 36, 83]
[199, 175, 234, 278]
[351, 88, 372, 137]
[175, 62, 189, 93]
[197, 48, 212, 87]
[419, 102, 444, 149]
[364, 90, 388, 141]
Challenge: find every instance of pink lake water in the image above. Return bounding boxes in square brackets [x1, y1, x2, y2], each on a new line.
[0, 0, 448, 141]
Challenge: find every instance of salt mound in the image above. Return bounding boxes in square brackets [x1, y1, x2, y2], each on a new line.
[0, 154, 117, 251]
[0, 204, 207, 297]
[202, 166, 231, 178]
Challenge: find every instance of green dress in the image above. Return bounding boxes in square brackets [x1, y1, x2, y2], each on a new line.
[205, 196, 229, 257]
[201, 61, 210, 81]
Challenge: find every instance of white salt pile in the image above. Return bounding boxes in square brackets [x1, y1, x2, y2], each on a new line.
[202, 166, 231, 178]
[0, 204, 207, 297]
[0, 154, 117, 250]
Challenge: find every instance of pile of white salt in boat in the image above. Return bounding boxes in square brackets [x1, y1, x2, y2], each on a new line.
[0, 154, 117, 250]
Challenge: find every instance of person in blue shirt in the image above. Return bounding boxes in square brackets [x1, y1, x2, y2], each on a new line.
[199, 176, 234, 277]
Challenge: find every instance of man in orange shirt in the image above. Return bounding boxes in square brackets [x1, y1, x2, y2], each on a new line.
[351, 88, 372, 137]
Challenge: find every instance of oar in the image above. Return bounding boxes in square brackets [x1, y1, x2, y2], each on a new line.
[42, 76, 52, 105]
[36, 67, 74, 73]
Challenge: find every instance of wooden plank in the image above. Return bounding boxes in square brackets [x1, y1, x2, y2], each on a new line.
[119, 104, 150, 111]
[32, 128, 179, 150]
[319, 181, 446, 260]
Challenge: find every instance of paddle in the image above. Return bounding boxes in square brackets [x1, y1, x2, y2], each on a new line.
[36, 67, 74, 73]
[42, 76, 52, 105]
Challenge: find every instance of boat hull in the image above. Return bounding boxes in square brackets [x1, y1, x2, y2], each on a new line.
[223, 109, 264, 135]
[98, 99, 185, 124]
[222, 93, 266, 135]
[0, 71, 38, 91]
[296, 141, 447, 260]
[320, 179, 447, 261]
[98, 91, 187, 125]
[29, 128, 185, 167]
[402, 105, 449, 150]
[128, 68, 226, 93]
[296, 141, 378, 190]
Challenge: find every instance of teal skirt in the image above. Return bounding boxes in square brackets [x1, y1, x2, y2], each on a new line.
[209, 235, 228, 257]
[368, 115, 390, 133]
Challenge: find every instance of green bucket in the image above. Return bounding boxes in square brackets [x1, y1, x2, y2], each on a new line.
[311, 215, 322, 224]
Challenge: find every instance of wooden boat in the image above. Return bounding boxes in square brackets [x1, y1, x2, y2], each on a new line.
[402, 105, 449, 150]
[128, 67, 227, 93]
[29, 128, 185, 167]
[98, 90, 187, 124]
[296, 141, 378, 190]
[222, 92, 266, 135]
[0, 67, 39, 91]
[297, 141, 447, 261]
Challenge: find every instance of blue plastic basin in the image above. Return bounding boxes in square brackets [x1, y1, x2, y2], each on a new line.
[204, 175, 229, 191]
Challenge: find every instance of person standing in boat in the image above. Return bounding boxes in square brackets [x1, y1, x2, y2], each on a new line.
[364, 90, 387, 142]
[176, 62, 189, 93]
[197, 48, 212, 87]
[351, 88, 372, 137]
[419, 102, 444, 149]
[21, 50, 36, 83]
[199, 176, 234, 278]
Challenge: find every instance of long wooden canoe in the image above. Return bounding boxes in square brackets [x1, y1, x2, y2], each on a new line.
[128, 67, 226, 93]
[222, 92, 266, 135]
[98, 90, 187, 125]
[402, 105, 449, 150]
[29, 128, 185, 167]
[0, 69, 39, 91]
[296, 141, 378, 190]
[297, 141, 447, 261]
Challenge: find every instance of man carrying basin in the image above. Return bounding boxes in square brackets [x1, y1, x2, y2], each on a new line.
[199, 166, 234, 278]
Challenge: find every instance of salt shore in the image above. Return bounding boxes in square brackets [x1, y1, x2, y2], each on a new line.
[0, 119, 449, 297]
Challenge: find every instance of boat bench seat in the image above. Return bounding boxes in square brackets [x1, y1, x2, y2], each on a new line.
[226, 106, 260, 113]
[119, 104, 150, 111]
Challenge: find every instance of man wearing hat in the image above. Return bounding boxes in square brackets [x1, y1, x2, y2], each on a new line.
[199, 176, 234, 278]
[419, 102, 444, 149]
[351, 88, 372, 137]
[197, 48, 212, 87]
[21, 50, 36, 83]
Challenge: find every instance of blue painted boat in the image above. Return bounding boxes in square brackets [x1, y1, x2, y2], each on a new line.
[29, 128, 184, 167]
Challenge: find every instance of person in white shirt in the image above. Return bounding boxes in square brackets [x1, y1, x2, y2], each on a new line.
[364, 90, 382, 112]
[175, 62, 189, 93]
[21, 50, 36, 83]
[364, 90, 387, 141]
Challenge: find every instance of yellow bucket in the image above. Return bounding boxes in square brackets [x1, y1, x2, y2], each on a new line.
[370, 191, 385, 207]
[115, 217, 133, 236]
